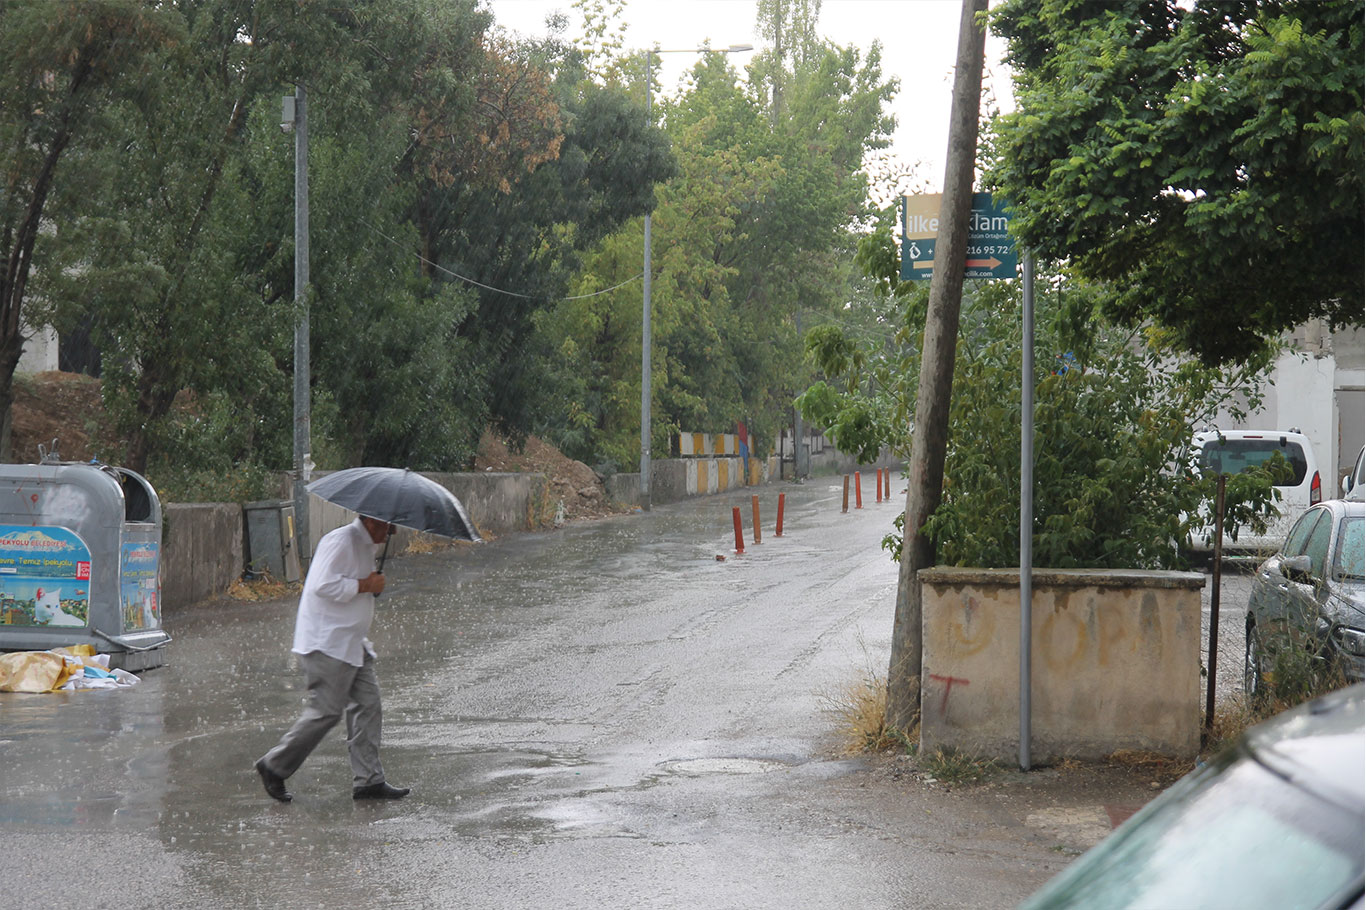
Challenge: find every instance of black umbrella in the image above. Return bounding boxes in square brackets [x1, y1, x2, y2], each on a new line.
[306, 467, 481, 570]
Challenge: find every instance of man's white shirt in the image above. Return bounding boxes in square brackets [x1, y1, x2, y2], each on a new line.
[291, 518, 380, 666]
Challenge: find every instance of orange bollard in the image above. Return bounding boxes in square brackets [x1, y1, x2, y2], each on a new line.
[876, 468, 883, 502]
[732, 507, 745, 554]
[855, 471, 863, 509]
[776, 493, 785, 537]
[842, 475, 850, 513]
[752, 495, 761, 544]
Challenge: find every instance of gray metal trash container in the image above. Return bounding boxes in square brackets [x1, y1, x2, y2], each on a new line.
[243, 500, 301, 583]
[0, 461, 169, 670]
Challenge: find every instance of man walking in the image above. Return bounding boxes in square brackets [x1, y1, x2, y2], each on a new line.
[254, 514, 411, 802]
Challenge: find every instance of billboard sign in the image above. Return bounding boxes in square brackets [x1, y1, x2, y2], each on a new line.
[901, 192, 1017, 281]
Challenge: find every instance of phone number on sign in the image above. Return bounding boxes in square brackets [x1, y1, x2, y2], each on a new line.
[966, 244, 1014, 257]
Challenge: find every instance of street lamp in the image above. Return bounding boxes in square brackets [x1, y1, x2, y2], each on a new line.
[283, 85, 311, 568]
[640, 43, 752, 512]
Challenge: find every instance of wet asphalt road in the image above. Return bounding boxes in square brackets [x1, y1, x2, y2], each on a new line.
[0, 480, 1247, 909]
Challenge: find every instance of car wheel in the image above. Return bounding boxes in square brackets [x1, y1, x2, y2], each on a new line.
[1244, 617, 1266, 705]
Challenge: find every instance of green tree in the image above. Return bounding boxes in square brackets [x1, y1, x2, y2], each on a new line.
[987, 0, 1364, 366]
[0, 0, 176, 460]
[537, 26, 894, 469]
[404, 27, 674, 453]
[753, 0, 823, 119]
[44, 0, 486, 473]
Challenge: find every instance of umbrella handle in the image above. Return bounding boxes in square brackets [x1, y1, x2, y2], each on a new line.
[377, 532, 391, 574]
[372, 532, 391, 600]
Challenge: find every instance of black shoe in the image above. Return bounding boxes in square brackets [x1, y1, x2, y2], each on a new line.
[353, 781, 411, 800]
[254, 759, 292, 802]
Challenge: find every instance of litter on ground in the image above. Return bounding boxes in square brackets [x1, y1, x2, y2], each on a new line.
[0, 645, 139, 693]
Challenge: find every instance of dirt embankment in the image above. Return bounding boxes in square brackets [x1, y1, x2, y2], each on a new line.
[11, 371, 112, 464]
[472, 431, 630, 523]
[10, 371, 623, 523]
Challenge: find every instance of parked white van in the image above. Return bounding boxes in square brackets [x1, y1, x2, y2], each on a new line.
[1190, 428, 1323, 557]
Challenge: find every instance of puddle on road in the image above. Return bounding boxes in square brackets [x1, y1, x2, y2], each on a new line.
[661, 758, 786, 776]
[480, 749, 590, 783]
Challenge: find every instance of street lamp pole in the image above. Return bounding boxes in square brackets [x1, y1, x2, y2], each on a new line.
[641, 55, 653, 511]
[283, 85, 311, 568]
[640, 44, 752, 512]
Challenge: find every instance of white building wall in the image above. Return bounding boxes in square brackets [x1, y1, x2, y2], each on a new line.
[1271, 349, 1336, 481]
[1205, 322, 1364, 487]
[16, 324, 58, 374]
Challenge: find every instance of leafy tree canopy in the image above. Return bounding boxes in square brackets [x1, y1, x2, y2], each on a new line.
[986, 0, 1364, 366]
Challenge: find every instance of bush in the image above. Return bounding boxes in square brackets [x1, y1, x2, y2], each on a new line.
[140, 389, 279, 504]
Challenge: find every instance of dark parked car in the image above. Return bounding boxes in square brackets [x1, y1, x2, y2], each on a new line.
[1245, 493, 1364, 700]
[1019, 685, 1364, 910]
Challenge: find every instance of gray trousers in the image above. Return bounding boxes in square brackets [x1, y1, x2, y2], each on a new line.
[260, 650, 386, 788]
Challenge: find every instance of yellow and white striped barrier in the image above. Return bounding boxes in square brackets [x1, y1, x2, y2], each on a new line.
[677, 433, 740, 457]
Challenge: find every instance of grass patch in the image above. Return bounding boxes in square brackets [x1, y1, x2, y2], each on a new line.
[823, 666, 901, 754]
[1207, 626, 1354, 757]
[1254, 634, 1350, 713]
[1105, 748, 1189, 783]
[919, 747, 1001, 786]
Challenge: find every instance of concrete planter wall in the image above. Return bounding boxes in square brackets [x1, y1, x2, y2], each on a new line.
[919, 567, 1206, 763]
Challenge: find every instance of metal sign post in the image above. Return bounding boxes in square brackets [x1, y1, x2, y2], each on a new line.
[1019, 249, 1035, 771]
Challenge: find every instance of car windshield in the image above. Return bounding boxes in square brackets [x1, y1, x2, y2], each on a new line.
[1335, 515, 1364, 581]
[1019, 749, 1363, 910]
[1199, 439, 1308, 485]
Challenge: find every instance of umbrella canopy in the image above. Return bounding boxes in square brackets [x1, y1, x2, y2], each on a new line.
[306, 467, 480, 542]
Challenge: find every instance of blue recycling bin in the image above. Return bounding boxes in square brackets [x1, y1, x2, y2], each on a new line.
[0, 460, 169, 670]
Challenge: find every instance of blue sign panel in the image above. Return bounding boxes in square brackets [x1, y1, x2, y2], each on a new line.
[901, 192, 1017, 281]
[121, 541, 161, 632]
[0, 526, 92, 628]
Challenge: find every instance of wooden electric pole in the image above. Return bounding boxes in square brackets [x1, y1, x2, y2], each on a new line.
[885, 0, 988, 734]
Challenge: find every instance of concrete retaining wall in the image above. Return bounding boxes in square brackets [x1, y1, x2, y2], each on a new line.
[159, 452, 891, 610]
[919, 566, 1206, 762]
[162, 503, 244, 610]
[608, 456, 779, 508]
[160, 472, 549, 610]
[301, 470, 549, 557]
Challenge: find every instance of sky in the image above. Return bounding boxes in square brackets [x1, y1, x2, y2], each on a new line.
[483, 0, 1014, 198]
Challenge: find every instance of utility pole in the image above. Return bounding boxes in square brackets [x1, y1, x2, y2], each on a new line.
[286, 85, 311, 567]
[884, 0, 988, 734]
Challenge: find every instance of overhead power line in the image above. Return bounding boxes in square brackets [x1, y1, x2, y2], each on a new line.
[363, 219, 643, 301]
